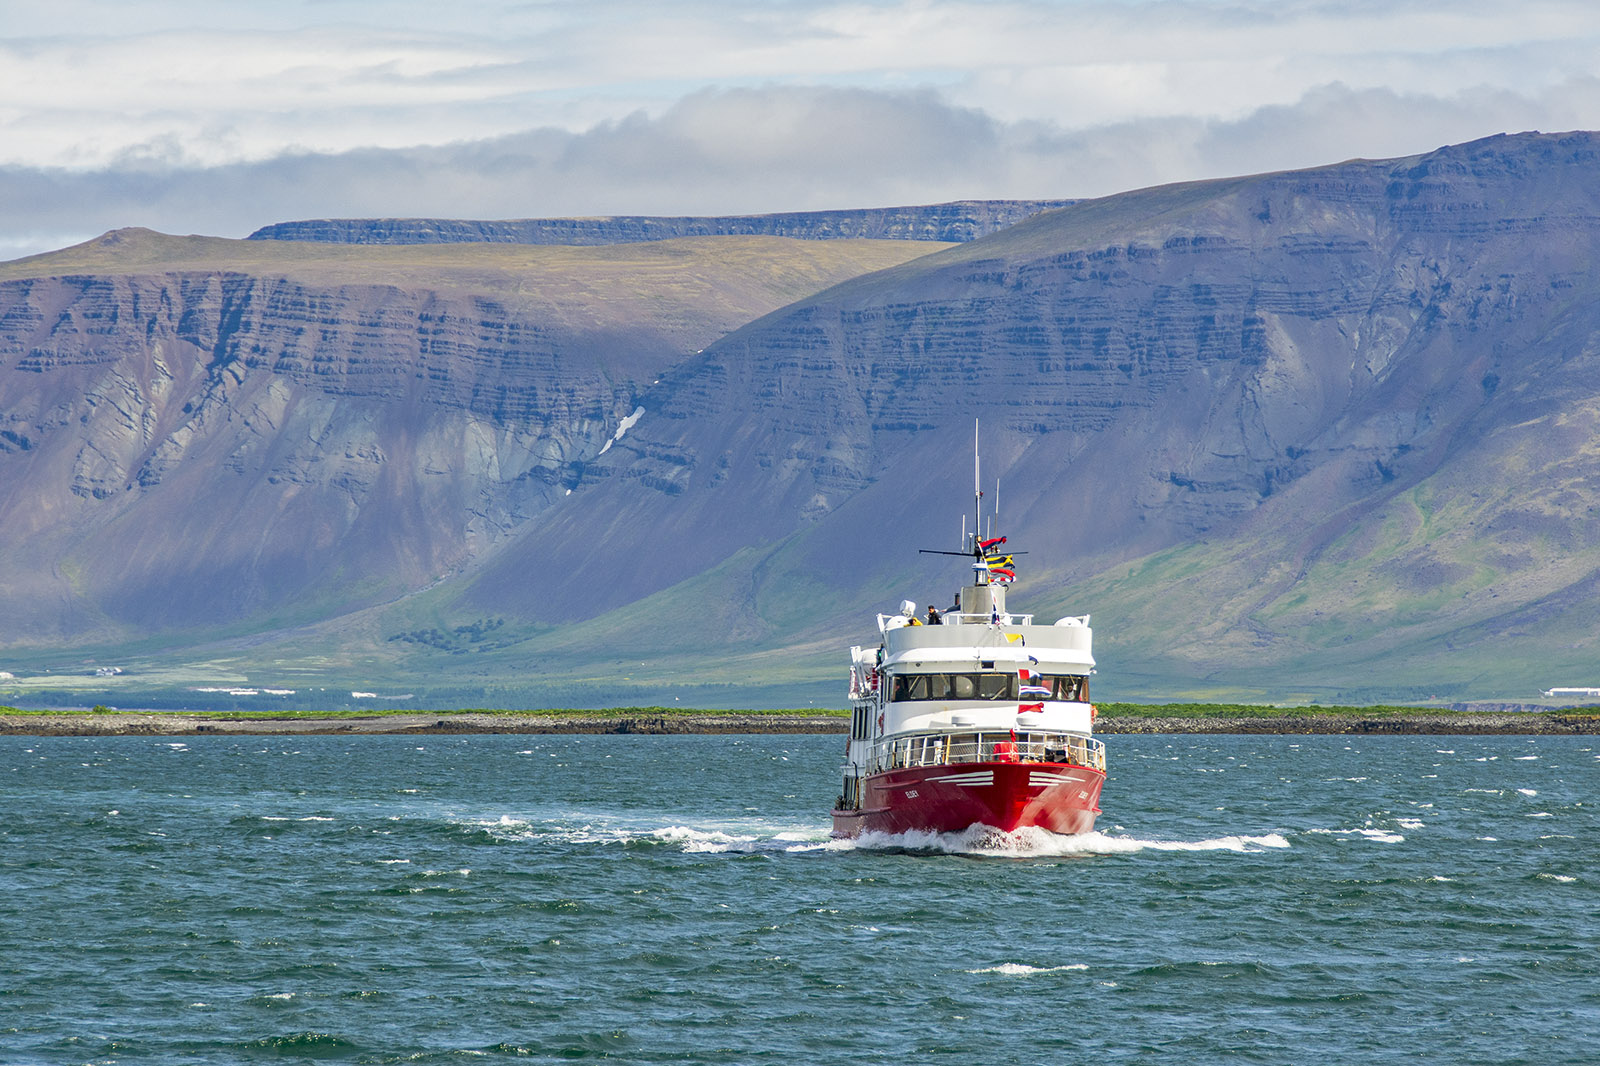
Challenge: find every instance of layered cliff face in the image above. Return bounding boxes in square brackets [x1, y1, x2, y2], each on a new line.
[0, 231, 947, 643]
[247, 200, 1076, 246]
[470, 131, 1600, 698]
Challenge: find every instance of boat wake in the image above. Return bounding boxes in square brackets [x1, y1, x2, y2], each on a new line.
[456, 813, 837, 854]
[455, 814, 1287, 858]
[845, 824, 1291, 857]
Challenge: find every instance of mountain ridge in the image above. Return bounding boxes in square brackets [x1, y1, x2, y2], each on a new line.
[246, 200, 1076, 247]
[4, 138, 1600, 707]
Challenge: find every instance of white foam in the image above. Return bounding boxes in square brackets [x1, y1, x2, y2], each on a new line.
[1517, 788, 1537, 797]
[461, 812, 836, 854]
[967, 963, 1089, 975]
[1541, 874, 1577, 883]
[843, 825, 1290, 857]
[456, 812, 1287, 858]
[1307, 827, 1405, 844]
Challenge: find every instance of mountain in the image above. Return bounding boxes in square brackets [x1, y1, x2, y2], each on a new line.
[247, 201, 1076, 246]
[453, 130, 1600, 704]
[3, 138, 1600, 709]
[0, 229, 946, 698]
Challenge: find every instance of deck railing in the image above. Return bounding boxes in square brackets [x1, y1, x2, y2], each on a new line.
[877, 611, 1035, 631]
[869, 731, 1106, 775]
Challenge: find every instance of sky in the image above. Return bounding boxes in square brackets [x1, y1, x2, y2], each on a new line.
[3, 0, 1600, 259]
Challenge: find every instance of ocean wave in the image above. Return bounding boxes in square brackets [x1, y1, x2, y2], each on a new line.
[967, 962, 1090, 975]
[1305, 827, 1405, 844]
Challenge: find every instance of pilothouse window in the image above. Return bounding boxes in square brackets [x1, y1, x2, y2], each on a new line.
[978, 673, 1011, 700]
[888, 671, 1089, 702]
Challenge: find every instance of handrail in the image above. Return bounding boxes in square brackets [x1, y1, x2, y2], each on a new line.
[866, 730, 1106, 775]
[878, 611, 1035, 632]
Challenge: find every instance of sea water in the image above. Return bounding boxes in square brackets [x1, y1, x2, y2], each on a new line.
[1, 733, 1596, 1064]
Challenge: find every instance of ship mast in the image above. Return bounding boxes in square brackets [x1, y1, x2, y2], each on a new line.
[972, 418, 990, 586]
[920, 419, 1020, 587]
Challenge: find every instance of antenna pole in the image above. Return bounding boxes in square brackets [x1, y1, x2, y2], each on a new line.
[973, 419, 981, 555]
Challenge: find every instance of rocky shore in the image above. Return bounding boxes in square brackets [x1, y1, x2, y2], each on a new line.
[0, 712, 848, 737]
[3, 709, 1598, 736]
[1095, 712, 1600, 735]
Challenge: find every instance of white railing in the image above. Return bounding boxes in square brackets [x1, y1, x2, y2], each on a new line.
[868, 731, 1105, 775]
[941, 611, 1033, 626]
[878, 612, 1034, 631]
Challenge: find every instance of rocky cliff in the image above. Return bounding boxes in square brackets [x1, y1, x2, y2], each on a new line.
[246, 200, 1075, 246]
[462, 131, 1600, 701]
[0, 231, 945, 645]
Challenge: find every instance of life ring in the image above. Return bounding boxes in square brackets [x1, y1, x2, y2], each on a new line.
[993, 739, 1019, 763]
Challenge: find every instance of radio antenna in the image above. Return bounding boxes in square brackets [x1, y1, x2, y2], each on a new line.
[972, 419, 981, 552]
[918, 417, 1025, 568]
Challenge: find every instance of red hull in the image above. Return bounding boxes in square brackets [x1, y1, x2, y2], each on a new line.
[831, 759, 1104, 838]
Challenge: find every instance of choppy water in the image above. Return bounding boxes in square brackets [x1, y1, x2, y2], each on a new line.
[2, 733, 1596, 1064]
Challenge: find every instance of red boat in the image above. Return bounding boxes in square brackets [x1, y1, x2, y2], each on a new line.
[831, 435, 1105, 838]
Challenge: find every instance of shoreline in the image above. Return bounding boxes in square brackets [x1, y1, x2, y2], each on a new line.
[2, 709, 1599, 737]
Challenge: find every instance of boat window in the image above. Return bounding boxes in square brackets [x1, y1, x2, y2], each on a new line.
[890, 671, 1088, 702]
[1049, 675, 1088, 701]
[850, 706, 872, 740]
[978, 673, 1015, 699]
[889, 672, 1023, 702]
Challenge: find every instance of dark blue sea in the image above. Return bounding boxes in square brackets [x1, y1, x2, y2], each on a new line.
[2, 733, 1596, 1064]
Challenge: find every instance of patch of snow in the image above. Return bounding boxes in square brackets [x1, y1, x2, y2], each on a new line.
[597, 406, 645, 455]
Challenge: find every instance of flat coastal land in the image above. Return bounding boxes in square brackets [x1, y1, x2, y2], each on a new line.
[3, 706, 1599, 736]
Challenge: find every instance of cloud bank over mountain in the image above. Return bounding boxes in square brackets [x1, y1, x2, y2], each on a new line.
[4, 0, 1600, 257]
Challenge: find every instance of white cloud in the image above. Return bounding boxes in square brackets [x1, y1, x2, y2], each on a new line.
[2, 0, 1600, 257]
